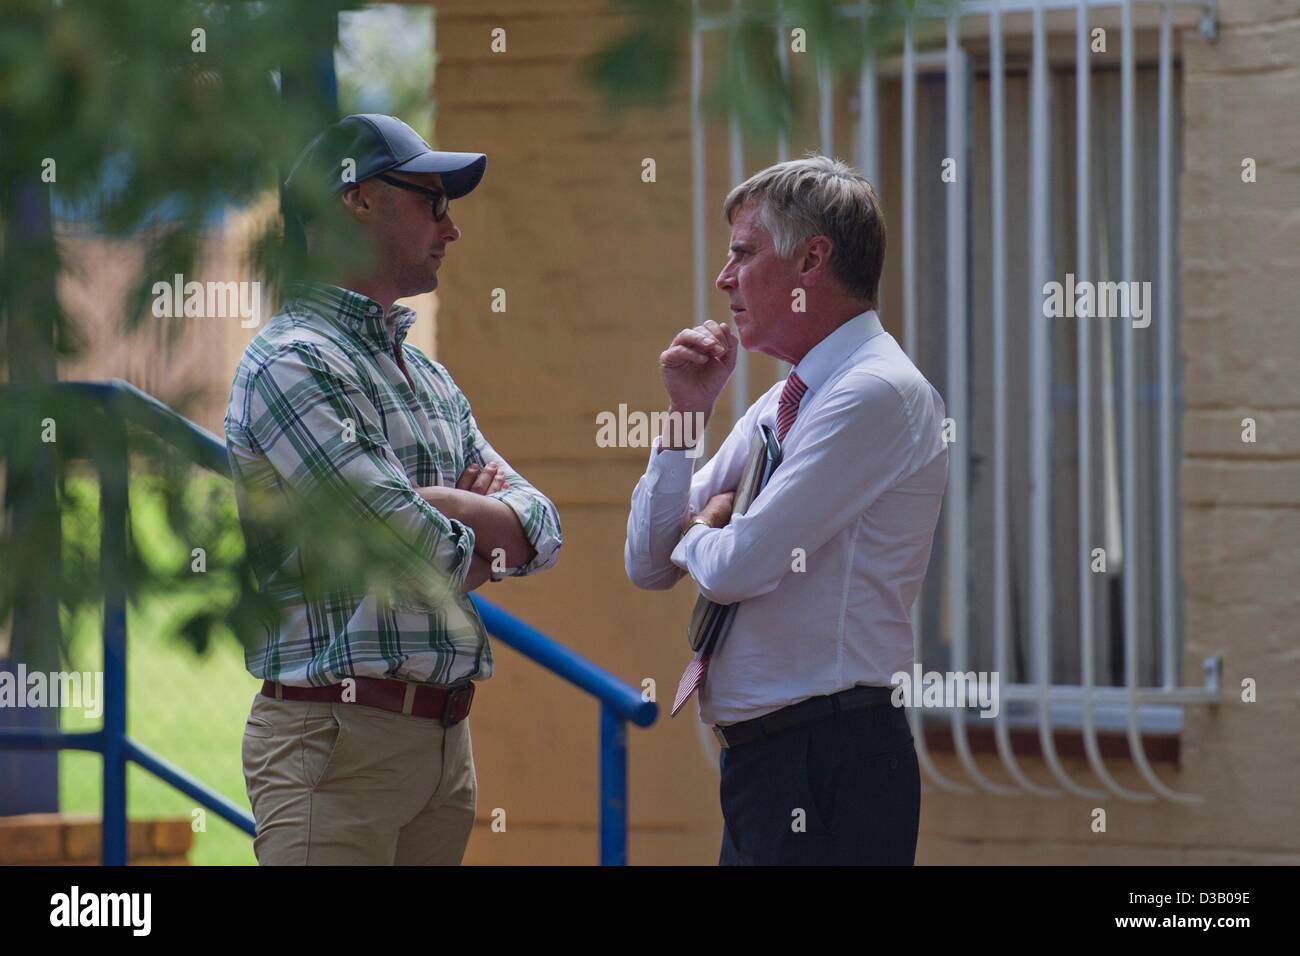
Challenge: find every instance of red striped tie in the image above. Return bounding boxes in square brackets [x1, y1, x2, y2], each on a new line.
[775, 371, 807, 442]
[671, 654, 708, 717]
[671, 372, 809, 718]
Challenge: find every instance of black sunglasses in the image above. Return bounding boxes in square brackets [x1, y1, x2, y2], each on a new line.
[373, 173, 449, 222]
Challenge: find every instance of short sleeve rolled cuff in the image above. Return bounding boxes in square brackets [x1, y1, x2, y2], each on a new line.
[483, 486, 563, 581]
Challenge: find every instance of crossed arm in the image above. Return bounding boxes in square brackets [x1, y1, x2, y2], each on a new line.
[240, 344, 559, 601]
[417, 462, 535, 592]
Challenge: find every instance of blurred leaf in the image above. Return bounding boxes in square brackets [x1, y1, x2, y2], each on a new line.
[587, 0, 943, 143]
[0, 0, 400, 662]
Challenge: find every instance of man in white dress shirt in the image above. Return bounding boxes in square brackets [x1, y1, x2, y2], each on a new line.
[625, 156, 947, 865]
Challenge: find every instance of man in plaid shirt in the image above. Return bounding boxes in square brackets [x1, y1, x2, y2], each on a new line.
[226, 114, 561, 865]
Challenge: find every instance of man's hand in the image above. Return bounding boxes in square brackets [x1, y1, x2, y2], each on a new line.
[416, 462, 535, 571]
[418, 462, 507, 520]
[659, 320, 738, 447]
[684, 491, 735, 536]
[456, 461, 507, 495]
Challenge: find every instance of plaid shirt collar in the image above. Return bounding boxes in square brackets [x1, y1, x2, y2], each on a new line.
[281, 281, 419, 353]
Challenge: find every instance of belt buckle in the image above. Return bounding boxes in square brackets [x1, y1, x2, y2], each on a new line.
[443, 682, 474, 723]
[712, 725, 729, 748]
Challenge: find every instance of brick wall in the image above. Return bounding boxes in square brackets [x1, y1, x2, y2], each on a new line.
[433, 0, 734, 864]
[0, 814, 193, 865]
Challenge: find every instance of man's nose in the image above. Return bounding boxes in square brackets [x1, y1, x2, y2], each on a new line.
[439, 212, 461, 243]
[715, 266, 734, 291]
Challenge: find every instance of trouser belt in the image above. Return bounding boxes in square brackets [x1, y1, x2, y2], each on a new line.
[713, 684, 895, 748]
[260, 676, 474, 724]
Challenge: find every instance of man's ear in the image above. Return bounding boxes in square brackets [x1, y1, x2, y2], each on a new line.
[339, 184, 371, 220]
[799, 235, 834, 287]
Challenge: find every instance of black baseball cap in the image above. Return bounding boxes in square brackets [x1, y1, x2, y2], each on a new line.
[285, 113, 487, 203]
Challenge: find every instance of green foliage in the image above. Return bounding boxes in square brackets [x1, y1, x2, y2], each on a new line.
[1, 404, 465, 659]
[588, 0, 938, 144]
[1, 385, 267, 657]
[1, 0, 360, 318]
[336, 4, 436, 143]
[56, 469, 257, 657]
[0, 0, 463, 660]
[57, 487, 262, 864]
[128, 464, 265, 658]
[587, 0, 690, 111]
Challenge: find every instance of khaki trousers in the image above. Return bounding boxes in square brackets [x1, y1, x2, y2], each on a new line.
[241, 691, 476, 865]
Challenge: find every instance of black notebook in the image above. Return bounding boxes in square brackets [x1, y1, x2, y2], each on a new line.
[685, 423, 783, 656]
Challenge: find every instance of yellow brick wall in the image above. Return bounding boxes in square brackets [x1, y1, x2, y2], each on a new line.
[433, 0, 741, 864]
[0, 814, 193, 865]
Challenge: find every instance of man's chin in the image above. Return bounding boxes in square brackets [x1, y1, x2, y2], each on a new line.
[399, 273, 438, 298]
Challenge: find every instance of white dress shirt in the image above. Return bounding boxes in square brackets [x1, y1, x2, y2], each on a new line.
[624, 311, 948, 725]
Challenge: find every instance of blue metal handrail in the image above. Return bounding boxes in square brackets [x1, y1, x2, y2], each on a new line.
[0, 379, 656, 865]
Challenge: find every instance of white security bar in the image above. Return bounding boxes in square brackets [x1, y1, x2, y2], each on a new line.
[857, 39, 881, 304]
[729, 0, 749, 428]
[776, 0, 790, 163]
[687, 0, 1219, 804]
[945, 10, 1018, 796]
[989, 0, 1055, 797]
[1119, 0, 1200, 804]
[690, 0, 709, 460]
[898, 9, 970, 794]
[901, 16, 918, 361]
[1074, 0, 1149, 802]
[1029, 0, 1103, 800]
[1157, 3, 1176, 693]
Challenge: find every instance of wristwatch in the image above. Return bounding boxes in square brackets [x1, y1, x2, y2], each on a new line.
[681, 516, 712, 541]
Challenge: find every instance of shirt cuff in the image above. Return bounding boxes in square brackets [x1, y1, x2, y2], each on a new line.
[483, 487, 559, 580]
[670, 521, 711, 572]
[647, 434, 696, 493]
[444, 519, 478, 590]
[396, 511, 476, 607]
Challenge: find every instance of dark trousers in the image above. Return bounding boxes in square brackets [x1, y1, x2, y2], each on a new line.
[718, 701, 920, 865]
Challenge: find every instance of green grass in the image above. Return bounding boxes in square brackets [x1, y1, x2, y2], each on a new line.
[56, 473, 261, 866]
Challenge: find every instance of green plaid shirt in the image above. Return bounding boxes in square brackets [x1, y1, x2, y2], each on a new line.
[224, 282, 562, 687]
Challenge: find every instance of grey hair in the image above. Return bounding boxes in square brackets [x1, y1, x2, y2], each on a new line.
[722, 154, 886, 303]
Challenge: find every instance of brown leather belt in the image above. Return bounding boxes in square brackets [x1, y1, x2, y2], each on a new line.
[261, 676, 474, 724]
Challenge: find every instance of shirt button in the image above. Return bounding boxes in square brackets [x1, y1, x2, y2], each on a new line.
[368, 305, 379, 315]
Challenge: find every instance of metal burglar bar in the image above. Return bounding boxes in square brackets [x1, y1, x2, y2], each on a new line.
[689, 0, 1221, 802]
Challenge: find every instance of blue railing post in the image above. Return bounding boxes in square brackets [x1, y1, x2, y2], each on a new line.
[468, 595, 653, 864]
[599, 703, 628, 866]
[98, 413, 130, 866]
